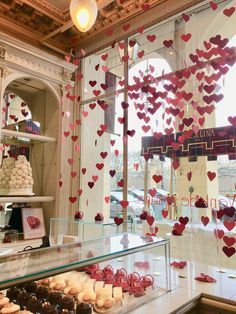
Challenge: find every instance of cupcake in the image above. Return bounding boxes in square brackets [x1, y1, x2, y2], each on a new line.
[75, 303, 92, 314]
[26, 296, 42, 313]
[24, 283, 37, 294]
[47, 293, 62, 307]
[59, 297, 74, 311]
[16, 290, 31, 310]
[6, 287, 21, 302]
[0, 303, 20, 314]
[35, 287, 48, 301]
[40, 303, 58, 314]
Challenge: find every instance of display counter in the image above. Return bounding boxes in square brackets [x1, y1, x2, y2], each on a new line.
[0, 233, 171, 313]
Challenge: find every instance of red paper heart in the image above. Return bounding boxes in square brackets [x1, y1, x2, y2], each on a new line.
[223, 236, 236, 247]
[179, 216, 189, 225]
[105, 196, 110, 204]
[201, 216, 210, 226]
[149, 188, 157, 198]
[214, 229, 225, 239]
[181, 33, 192, 42]
[96, 163, 104, 170]
[173, 223, 185, 234]
[222, 246, 235, 257]
[152, 175, 162, 184]
[109, 170, 116, 177]
[120, 200, 129, 208]
[223, 7, 235, 17]
[114, 217, 123, 226]
[228, 116, 236, 126]
[223, 221, 235, 231]
[69, 196, 77, 204]
[187, 171, 192, 181]
[162, 209, 168, 219]
[88, 181, 95, 189]
[147, 34, 156, 42]
[146, 215, 155, 226]
[210, 1, 217, 10]
[207, 171, 216, 181]
[92, 175, 99, 182]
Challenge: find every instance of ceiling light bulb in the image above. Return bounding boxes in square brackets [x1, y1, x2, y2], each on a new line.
[70, 0, 98, 33]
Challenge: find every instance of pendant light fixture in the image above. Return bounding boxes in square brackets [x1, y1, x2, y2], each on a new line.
[70, 0, 98, 33]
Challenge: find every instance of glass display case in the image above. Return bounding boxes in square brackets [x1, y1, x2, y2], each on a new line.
[0, 233, 171, 313]
[49, 218, 135, 244]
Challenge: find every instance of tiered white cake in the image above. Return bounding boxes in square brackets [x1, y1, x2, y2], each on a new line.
[0, 157, 16, 195]
[8, 155, 34, 196]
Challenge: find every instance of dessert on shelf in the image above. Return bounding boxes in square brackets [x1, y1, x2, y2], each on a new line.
[0, 157, 15, 195]
[8, 155, 34, 196]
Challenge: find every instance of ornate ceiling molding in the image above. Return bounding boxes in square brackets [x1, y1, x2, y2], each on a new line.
[0, 0, 206, 55]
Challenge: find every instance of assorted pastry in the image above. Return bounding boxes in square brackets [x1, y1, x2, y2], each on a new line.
[0, 265, 155, 314]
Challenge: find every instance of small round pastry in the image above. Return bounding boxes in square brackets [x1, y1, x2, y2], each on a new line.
[24, 282, 37, 294]
[35, 287, 49, 300]
[0, 303, 20, 314]
[103, 298, 115, 309]
[75, 303, 92, 314]
[6, 287, 21, 302]
[26, 296, 42, 313]
[0, 298, 10, 310]
[16, 290, 31, 309]
[63, 287, 81, 297]
[40, 303, 58, 314]
[59, 297, 74, 311]
[38, 278, 53, 287]
[49, 281, 66, 292]
[47, 292, 62, 307]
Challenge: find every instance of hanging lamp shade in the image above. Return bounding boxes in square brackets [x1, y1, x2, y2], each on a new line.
[70, 0, 98, 33]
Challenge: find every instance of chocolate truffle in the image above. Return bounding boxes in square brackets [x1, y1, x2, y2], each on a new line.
[6, 287, 21, 302]
[76, 303, 92, 314]
[47, 293, 62, 307]
[26, 296, 42, 313]
[40, 303, 58, 314]
[24, 282, 38, 294]
[16, 290, 31, 309]
[60, 297, 74, 311]
[35, 287, 48, 300]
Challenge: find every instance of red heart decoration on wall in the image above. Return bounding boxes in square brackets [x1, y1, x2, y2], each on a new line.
[88, 181, 94, 189]
[149, 188, 157, 198]
[105, 196, 110, 204]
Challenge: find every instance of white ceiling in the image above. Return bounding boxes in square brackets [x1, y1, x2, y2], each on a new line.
[45, 0, 70, 11]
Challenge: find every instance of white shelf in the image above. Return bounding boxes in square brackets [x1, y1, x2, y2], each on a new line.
[0, 129, 56, 143]
[0, 196, 54, 203]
